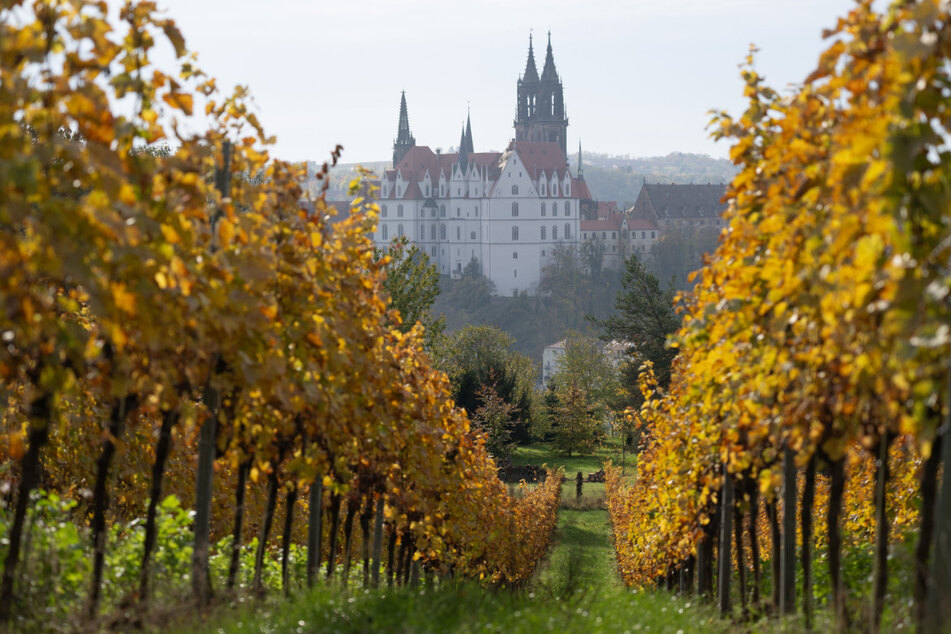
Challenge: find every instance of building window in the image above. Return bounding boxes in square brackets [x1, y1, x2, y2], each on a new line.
[440, 205, 446, 217]
[431, 224, 436, 240]
[470, 231, 476, 240]
[457, 188, 461, 195]
[541, 225, 547, 240]
[651, 231, 656, 239]
[398, 223, 405, 237]
[583, 232, 587, 239]
[456, 226, 461, 240]
[397, 204, 404, 218]
[565, 181, 570, 195]
[541, 249, 546, 256]
[440, 224, 446, 240]
[425, 184, 430, 196]
[440, 185, 444, 196]
[553, 182, 558, 196]
[512, 185, 519, 195]
[382, 224, 388, 240]
[431, 247, 436, 257]
[602, 232, 606, 239]
[552, 225, 558, 240]
[512, 226, 519, 241]
[541, 182, 546, 196]
[565, 223, 571, 240]
[512, 202, 519, 217]
[642, 231, 646, 239]
[552, 202, 558, 215]
[541, 202, 546, 216]
[612, 232, 617, 239]
[397, 186, 401, 196]
[457, 207, 461, 217]
[381, 205, 388, 218]
[513, 251, 518, 259]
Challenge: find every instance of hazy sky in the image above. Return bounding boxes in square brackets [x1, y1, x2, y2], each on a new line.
[155, 0, 859, 165]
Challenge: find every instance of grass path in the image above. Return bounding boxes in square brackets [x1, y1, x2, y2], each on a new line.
[180, 441, 729, 633]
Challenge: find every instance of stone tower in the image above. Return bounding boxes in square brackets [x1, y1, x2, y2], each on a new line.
[514, 32, 568, 156]
[393, 91, 416, 166]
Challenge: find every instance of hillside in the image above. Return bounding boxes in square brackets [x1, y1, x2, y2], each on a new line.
[310, 152, 737, 206]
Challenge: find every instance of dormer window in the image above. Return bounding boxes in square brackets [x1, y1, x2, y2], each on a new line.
[440, 185, 444, 196]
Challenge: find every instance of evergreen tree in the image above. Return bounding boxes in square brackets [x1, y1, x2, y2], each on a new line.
[594, 253, 681, 406]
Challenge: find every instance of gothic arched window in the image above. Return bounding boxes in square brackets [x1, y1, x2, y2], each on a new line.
[512, 226, 519, 241]
[541, 226, 547, 240]
[440, 224, 446, 240]
[381, 205, 388, 218]
[512, 202, 519, 217]
[397, 204, 404, 218]
[512, 185, 519, 195]
[382, 224, 389, 240]
[552, 225, 558, 240]
[564, 223, 570, 240]
[541, 202, 546, 216]
[431, 224, 436, 240]
[398, 223, 405, 237]
[552, 202, 558, 215]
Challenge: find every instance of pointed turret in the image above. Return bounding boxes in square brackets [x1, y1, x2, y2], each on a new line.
[577, 140, 584, 178]
[393, 91, 416, 167]
[541, 31, 558, 82]
[523, 33, 539, 83]
[457, 124, 468, 173]
[464, 110, 474, 155]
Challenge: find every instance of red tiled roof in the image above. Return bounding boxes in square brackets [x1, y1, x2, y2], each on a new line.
[581, 216, 622, 232]
[627, 218, 660, 231]
[596, 201, 618, 218]
[572, 177, 592, 200]
[506, 141, 569, 179]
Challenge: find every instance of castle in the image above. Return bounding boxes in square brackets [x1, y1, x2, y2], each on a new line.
[374, 34, 595, 297]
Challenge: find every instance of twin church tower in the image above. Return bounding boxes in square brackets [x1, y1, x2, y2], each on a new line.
[380, 33, 589, 297]
[394, 32, 569, 165]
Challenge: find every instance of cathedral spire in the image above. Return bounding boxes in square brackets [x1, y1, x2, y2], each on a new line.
[541, 31, 558, 82]
[457, 123, 468, 173]
[523, 33, 539, 83]
[393, 91, 416, 166]
[464, 108, 474, 155]
[577, 140, 584, 178]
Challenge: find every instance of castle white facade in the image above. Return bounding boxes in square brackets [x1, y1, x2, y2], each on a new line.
[374, 34, 592, 297]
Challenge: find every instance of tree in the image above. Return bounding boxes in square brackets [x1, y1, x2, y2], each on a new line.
[377, 235, 445, 350]
[551, 384, 601, 457]
[594, 253, 681, 403]
[437, 325, 538, 444]
[470, 384, 516, 461]
[580, 237, 606, 279]
[649, 223, 720, 291]
[549, 333, 620, 418]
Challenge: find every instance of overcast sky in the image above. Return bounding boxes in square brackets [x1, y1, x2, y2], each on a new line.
[154, 0, 859, 165]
